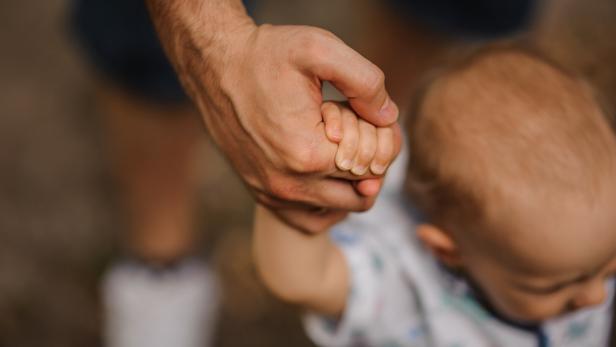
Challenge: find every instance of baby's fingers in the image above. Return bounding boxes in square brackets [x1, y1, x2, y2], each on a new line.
[370, 126, 396, 175]
[351, 120, 377, 175]
[321, 102, 343, 143]
[335, 109, 359, 171]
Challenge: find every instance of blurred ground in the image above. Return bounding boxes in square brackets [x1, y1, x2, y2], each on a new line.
[0, 0, 615, 347]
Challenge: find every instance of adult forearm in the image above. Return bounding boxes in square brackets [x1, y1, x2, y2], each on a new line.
[145, 0, 255, 102]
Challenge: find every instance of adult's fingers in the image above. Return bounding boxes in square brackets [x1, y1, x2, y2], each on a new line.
[256, 173, 373, 213]
[355, 178, 382, 197]
[296, 30, 398, 127]
[328, 169, 382, 181]
[306, 178, 376, 212]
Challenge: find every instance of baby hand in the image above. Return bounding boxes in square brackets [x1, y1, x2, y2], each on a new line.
[321, 101, 398, 176]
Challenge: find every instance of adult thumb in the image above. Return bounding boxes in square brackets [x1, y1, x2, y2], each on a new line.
[297, 29, 399, 127]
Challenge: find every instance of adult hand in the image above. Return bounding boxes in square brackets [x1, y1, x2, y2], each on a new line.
[147, 0, 401, 232]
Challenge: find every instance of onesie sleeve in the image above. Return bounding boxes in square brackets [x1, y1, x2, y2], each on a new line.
[303, 215, 428, 347]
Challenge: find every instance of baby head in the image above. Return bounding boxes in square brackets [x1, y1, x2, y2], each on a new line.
[406, 43, 616, 323]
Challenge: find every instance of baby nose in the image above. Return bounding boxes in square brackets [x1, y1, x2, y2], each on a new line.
[572, 281, 607, 309]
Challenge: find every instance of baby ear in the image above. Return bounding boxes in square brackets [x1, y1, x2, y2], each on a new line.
[417, 224, 462, 268]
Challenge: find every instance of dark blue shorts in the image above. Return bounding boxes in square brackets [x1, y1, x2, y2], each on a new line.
[390, 0, 537, 39]
[71, 0, 537, 103]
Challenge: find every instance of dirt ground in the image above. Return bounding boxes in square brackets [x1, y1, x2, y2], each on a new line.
[1, 1, 615, 346]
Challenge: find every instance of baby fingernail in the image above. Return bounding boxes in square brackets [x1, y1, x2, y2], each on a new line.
[338, 159, 352, 170]
[371, 163, 386, 175]
[351, 165, 367, 175]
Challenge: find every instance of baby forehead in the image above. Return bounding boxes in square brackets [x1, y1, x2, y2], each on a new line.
[410, 44, 616, 242]
[483, 191, 616, 275]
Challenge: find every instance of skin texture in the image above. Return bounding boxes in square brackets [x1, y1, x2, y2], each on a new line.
[419, 188, 616, 323]
[254, 47, 616, 327]
[145, 0, 401, 233]
[410, 47, 616, 324]
[97, 85, 205, 263]
[253, 103, 399, 316]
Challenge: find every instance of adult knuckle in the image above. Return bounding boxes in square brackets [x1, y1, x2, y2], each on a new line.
[296, 29, 330, 61]
[285, 152, 314, 173]
[291, 158, 317, 174]
[283, 144, 324, 174]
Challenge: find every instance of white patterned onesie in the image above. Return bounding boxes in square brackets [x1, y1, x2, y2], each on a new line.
[304, 153, 614, 347]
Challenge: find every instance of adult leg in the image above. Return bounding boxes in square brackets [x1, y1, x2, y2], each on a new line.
[97, 84, 203, 263]
[97, 84, 219, 347]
